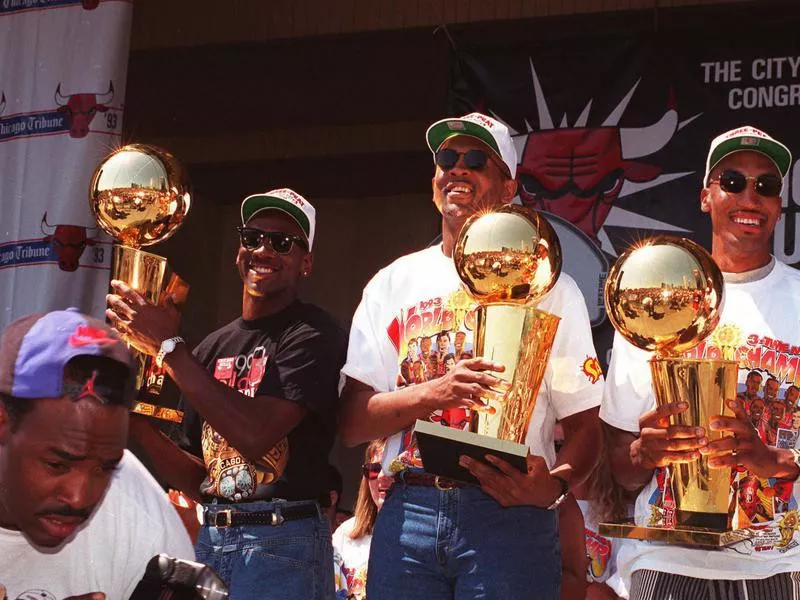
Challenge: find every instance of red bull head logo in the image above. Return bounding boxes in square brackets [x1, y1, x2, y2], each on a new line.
[40, 212, 100, 272]
[54, 81, 114, 138]
[505, 61, 692, 243]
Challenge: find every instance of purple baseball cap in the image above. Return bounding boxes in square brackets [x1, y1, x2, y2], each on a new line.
[0, 308, 135, 403]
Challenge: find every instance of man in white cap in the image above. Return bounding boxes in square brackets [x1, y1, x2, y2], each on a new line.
[602, 126, 800, 599]
[339, 113, 603, 599]
[107, 189, 347, 600]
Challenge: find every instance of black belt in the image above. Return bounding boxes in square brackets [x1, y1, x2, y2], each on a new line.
[203, 504, 318, 528]
[396, 472, 474, 490]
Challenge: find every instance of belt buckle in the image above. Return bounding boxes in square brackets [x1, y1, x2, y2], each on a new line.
[434, 476, 456, 491]
[213, 509, 232, 528]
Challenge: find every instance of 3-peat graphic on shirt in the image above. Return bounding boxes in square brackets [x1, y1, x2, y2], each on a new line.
[200, 345, 289, 501]
[644, 325, 800, 552]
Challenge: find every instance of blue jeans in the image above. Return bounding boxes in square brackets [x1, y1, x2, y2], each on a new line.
[195, 500, 334, 600]
[367, 483, 561, 600]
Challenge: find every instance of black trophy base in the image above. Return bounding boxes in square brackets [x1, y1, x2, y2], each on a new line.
[676, 509, 728, 531]
[413, 419, 528, 485]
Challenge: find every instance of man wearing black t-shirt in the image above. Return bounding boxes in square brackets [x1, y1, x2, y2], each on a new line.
[106, 188, 346, 600]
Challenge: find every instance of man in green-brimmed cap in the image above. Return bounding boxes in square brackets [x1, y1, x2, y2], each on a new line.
[602, 126, 800, 599]
[108, 188, 346, 600]
[340, 113, 603, 599]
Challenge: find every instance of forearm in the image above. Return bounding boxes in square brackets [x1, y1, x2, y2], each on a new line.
[129, 418, 206, 500]
[604, 421, 653, 491]
[163, 345, 288, 461]
[339, 377, 435, 446]
[553, 408, 602, 488]
[561, 571, 586, 600]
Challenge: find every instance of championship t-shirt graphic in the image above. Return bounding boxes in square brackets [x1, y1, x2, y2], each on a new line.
[645, 324, 800, 553]
[386, 289, 478, 473]
[199, 346, 289, 500]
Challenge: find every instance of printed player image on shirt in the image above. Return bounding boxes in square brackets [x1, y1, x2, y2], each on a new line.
[601, 260, 800, 581]
[200, 345, 289, 500]
[342, 244, 603, 476]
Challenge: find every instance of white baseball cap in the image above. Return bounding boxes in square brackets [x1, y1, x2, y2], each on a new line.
[240, 188, 316, 250]
[425, 112, 518, 179]
[703, 126, 792, 186]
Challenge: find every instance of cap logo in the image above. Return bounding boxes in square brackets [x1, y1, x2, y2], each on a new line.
[741, 137, 760, 146]
[467, 114, 496, 129]
[274, 189, 306, 208]
[68, 325, 117, 348]
[447, 121, 466, 131]
[77, 370, 101, 401]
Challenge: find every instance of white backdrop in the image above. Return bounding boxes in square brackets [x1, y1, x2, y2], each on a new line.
[0, 0, 132, 329]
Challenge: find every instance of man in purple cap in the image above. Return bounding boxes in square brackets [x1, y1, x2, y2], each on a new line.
[107, 189, 346, 599]
[0, 308, 193, 599]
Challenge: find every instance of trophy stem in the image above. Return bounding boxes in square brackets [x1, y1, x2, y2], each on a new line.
[650, 357, 738, 530]
[111, 245, 189, 422]
[471, 304, 560, 444]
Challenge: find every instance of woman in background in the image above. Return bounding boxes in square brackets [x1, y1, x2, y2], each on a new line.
[333, 439, 390, 600]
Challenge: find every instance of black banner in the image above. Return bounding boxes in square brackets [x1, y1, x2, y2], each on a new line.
[453, 32, 800, 366]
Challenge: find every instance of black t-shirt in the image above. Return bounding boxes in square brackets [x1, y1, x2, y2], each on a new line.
[181, 300, 346, 503]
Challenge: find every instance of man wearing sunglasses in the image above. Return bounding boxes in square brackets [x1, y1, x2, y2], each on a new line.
[339, 113, 603, 599]
[602, 126, 800, 599]
[107, 188, 347, 600]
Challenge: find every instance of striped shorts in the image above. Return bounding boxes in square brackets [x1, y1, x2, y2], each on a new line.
[629, 570, 800, 600]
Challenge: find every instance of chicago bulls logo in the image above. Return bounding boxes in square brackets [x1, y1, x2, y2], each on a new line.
[40, 212, 100, 272]
[54, 81, 114, 138]
[82, 0, 100, 9]
[496, 60, 698, 252]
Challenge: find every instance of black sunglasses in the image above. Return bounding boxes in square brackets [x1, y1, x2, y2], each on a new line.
[361, 462, 382, 480]
[709, 169, 783, 197]
[237, 227, 307, 254]
[435, 148, 492, 172]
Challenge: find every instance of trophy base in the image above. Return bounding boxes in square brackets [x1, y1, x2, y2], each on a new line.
[132, 401, 184, 424]
[598, 520, 754, 548]
[676, 510, 728, 530]
[413, 419, 527, 485]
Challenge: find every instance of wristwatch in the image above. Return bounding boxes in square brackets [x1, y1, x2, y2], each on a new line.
[546, 475, 570, 511]
[156, 336, 185, 368]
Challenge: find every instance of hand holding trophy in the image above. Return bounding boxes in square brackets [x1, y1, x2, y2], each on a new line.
[414, 204, 562, 482]
[90, 144, 191, 423]
[600, 236, 745, 547]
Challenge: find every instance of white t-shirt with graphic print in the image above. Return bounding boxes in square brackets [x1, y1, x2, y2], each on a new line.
[332, 517, 371, 600]
[342, 243, 604, 473]
[600, 259, 800, 582]
[0, 451, 194, 600]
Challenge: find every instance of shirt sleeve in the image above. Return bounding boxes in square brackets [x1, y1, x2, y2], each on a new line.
[341, 273, 396, 393]
[542, 275, 605, 420]
[268, 316, 346, 414]
[599, 331, 656, 433]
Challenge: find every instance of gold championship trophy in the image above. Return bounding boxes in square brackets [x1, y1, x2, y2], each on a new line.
[90, 144, 191, 423]
[414, 205, 562, 482]
[599, 236, 748, 547]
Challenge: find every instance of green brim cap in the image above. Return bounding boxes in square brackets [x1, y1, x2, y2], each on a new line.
[241, 195, 311, 240]
[710, 137, 791, 177]
[426, 120, 502, 158]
